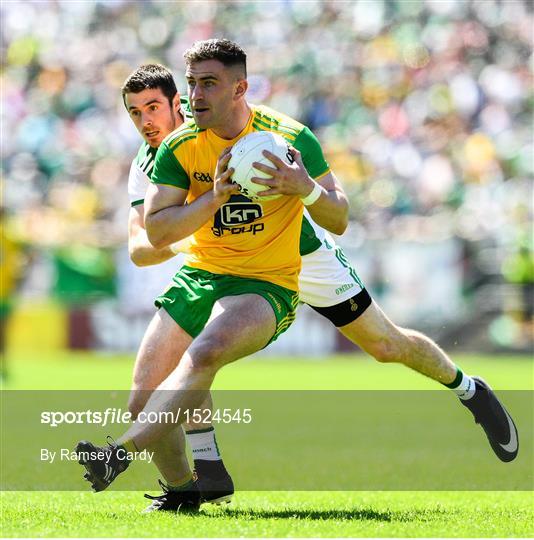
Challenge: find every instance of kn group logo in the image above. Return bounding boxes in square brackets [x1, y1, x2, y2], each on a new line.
[212, 195, 264, 236]
[220, 204, 262, 226]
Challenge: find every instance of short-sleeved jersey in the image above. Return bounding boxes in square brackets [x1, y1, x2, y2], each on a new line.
[128, 96, 193, 207]
[151, 105, 330, 291]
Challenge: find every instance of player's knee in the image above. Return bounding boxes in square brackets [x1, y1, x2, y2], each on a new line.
[127, 397, 143, 421]
[188, 337, 225, 371]
[367, 339, 402, 364]
[127, 391, 150, 421]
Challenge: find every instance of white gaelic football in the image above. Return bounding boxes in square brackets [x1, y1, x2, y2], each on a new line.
[228, 131, 293, 201]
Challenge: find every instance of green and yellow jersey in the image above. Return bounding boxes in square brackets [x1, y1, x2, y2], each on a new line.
[151, 104, 330, 292]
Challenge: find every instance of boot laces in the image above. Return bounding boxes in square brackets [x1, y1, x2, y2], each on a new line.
[144, 479, 171, 502]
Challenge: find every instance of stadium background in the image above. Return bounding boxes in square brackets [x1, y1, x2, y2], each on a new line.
[1, 0, 533, 358]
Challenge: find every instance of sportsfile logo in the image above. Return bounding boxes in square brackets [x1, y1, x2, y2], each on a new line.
[212, 195, 264, 237]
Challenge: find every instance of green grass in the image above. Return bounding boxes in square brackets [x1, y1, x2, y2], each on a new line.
[1, 351, 532, 537]
[3, 351, 532, 390]
[1, 490, 532, 537]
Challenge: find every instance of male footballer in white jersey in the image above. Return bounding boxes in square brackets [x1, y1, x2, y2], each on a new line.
[77, 41, 518, 512]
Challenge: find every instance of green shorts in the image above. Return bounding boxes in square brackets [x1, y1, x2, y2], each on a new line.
[155, 266, 299, 344]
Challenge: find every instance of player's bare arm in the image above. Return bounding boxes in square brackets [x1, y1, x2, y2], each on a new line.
[251, 147, 349, 235]
[128, 205, 178, 267]
[145, 150, 238, 249]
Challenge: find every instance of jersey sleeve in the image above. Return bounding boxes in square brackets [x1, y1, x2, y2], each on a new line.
[151, 141, 190, 189]
[127, 160, 150, 207]
[293, 126, 330, 180]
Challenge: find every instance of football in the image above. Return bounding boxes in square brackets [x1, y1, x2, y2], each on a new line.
[228, 131, 293, 201]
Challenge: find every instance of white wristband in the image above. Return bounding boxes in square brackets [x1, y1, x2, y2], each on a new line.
[300, 182, 323, 206]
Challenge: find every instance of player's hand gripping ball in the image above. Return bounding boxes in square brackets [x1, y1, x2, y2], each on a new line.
[228, 132, 293, 201]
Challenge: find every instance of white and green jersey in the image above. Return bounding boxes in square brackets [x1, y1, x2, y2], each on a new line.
[128, 143, 157, 207]
[126, 96, 365, 308]
[128, 96, 192, 207]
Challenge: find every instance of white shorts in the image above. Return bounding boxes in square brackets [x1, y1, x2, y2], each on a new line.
[298, 238, 372, 326]
[299, 238, 364, 307]
[299, 238, 370, 307]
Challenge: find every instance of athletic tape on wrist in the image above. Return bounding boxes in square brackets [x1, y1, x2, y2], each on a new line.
[300, 182, 323, 206]
[169, 242, 181, 255]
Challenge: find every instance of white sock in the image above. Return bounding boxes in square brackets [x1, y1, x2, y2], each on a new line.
[186, 428, 221, 461]
[450, 371, 476, 400]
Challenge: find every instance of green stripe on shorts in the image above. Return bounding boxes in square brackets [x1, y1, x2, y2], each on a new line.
[334, 246, 364, 289]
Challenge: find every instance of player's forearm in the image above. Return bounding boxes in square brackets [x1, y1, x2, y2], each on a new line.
[305, 187, 349, 235]
[145, 192, 220, 249]
[129, 230, 176, 267]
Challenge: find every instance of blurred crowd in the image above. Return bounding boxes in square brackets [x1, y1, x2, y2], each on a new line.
[1, 0, 532, 347]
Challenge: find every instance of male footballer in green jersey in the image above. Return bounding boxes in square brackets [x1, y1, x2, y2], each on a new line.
[76, 41, 518, 512]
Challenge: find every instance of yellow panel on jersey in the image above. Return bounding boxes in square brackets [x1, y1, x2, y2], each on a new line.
[151, 105, 331, 292]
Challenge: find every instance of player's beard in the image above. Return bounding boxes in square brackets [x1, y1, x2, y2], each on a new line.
[150, 109, 182, 148]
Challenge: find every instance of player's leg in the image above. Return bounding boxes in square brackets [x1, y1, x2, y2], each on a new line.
[183, 391, 234, 504]
[302, 238, 480, 382]
[129, 304, 233, 505]
[120, 272, 295, 452]
[301, 240, 518, 462]
[338, 301, 518, 462]
[75, 274, 296, 491]
[128, 310, 194, 488]
[122, 292, 277, 450]
[76, 293, 275, 491]
[339, 300, 458, 382]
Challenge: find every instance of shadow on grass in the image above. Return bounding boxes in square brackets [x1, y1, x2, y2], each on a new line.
[207, 506, 453, 523]
[212, 508, 392, 521]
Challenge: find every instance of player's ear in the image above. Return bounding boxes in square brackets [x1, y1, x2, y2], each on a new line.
[172, 93, 181, 114]
[234, 79, 248, 100]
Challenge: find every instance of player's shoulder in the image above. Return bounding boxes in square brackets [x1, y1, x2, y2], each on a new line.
[134, 142, 157, 172]
[252, 104, 306, 138]
[163, 120, 204, 152]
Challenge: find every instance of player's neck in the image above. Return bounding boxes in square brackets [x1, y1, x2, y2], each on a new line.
[210, 102, 251, 140]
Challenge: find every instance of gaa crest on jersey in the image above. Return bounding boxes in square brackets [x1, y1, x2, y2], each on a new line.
[212, 195, 264, 237]
[193, 171, 213, 183]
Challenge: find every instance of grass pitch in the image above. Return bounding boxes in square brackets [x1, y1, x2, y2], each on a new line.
[2, 490, 532, 537]
[1, 351, 533, 537]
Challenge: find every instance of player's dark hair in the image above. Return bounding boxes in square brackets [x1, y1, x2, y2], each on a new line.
[121, 64, 177, 106]
[183, 39, 247, 78]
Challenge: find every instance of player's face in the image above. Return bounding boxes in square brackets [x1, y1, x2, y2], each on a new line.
[185, 60, 244, 130]
[125, 88, 181, 148]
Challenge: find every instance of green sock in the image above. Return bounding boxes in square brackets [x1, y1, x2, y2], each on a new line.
[120, 438, 138, 454]
[165, 476, 195, 492]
